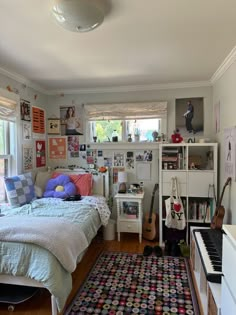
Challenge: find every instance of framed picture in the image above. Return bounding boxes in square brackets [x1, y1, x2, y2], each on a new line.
[47, 118, 60, 135]
[175, 97, 204, 136]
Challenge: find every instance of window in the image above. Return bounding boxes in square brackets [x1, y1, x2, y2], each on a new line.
[0, 91, 18, 203]
[0, 120, 16, 202]
[85, 101, 167, 143]
[91, 120, 123, 142]
[90, 118, 161, 143]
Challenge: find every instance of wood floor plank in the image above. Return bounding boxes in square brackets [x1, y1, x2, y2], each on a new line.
[0, 231, 158, 315]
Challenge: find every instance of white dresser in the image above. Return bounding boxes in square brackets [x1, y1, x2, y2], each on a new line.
[221, 225, 236, 315]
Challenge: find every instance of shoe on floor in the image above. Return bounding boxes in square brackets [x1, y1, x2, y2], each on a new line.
[143, 245, 153, 256]
[153, 245, 162, 257]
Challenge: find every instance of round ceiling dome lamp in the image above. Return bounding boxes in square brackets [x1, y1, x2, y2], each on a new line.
[51, 0, 104, 33]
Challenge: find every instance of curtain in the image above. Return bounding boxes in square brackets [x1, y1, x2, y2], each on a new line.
[84, 101, 167, 121]
[0, 96, 17, 122]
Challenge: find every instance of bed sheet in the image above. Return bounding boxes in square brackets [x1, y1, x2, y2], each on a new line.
[0, 196, 110, 311]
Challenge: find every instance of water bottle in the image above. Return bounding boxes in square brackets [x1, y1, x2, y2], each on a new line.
[112, 130, 118, 142]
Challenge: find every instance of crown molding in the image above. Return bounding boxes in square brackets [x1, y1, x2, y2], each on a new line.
[211, 45, 236, 84]
[0, 65, 211, 96]
[0, 66, 49, 95]
[50, 80, 211, 95]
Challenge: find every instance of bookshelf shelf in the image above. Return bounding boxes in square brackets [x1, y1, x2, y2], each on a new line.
[159, 143, 218, 245]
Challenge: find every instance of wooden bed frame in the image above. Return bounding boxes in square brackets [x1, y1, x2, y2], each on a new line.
[0, 171, 109, 315]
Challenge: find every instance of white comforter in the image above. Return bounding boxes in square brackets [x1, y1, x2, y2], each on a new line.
[0, 215, 89, 272]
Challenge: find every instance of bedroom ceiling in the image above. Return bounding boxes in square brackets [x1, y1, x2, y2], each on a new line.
[0, 0, 236, 93]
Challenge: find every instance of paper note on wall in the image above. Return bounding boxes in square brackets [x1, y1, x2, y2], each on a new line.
[136, 163, 151, 180]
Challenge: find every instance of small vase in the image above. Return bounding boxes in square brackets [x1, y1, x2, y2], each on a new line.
[152, 131, 158, 142]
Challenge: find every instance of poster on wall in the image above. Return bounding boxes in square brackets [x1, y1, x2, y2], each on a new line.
[113, 167, 125, 184]
[23, 144, 33, 171]
[48, 136, 67, 160]
[126, 151, 134, 171]
[175, 98, 204, 136]
[68, 136, 79, 158]
[23, 122, 32, 140]
[224, 126, 236, 180]
[60, 106, 83, 136]
[20, 99, 31, 121]
[36, 140, 46, 168]
[113, 152, 125, 167]
[32, 106, 45, 134]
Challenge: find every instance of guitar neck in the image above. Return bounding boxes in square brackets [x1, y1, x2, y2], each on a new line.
[148, 184, 158, 217]
[218, 177, 231, 207]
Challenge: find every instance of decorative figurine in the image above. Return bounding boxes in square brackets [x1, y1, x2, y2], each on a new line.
[171, 129, 183, 143]
[152, 130, 158, 142]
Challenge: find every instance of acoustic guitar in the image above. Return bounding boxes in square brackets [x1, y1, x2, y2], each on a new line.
[142, 183, 159, 241]
[211, 177, 231, 229]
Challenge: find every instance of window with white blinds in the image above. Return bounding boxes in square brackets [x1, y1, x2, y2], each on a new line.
[84, 102, 167, 143]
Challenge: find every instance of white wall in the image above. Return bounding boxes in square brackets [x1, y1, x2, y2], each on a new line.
[47, 86, 213, 216]
[0, 71, 214, 217]
[213, 60, 236, 224]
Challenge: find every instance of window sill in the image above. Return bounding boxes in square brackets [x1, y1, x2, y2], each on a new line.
[89, 142, 160, 150]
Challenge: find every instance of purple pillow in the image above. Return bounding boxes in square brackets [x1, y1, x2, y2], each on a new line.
[43, 174, 76, 199]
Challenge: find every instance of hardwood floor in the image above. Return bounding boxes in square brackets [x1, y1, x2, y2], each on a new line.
[0, 231, 158, 315]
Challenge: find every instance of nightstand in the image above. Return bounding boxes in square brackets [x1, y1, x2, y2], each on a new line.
[115, 192, 144, 243]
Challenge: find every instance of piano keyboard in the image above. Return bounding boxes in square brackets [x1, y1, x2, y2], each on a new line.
[193, 229, 223, 283]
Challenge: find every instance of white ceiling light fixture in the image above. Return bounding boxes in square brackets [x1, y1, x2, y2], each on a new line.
[51, 0, 104, 33]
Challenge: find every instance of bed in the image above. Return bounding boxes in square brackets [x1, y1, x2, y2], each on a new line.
[0, 170, 110, 314]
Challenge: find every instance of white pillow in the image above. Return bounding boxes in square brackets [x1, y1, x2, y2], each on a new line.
[34, 171, 52, 198]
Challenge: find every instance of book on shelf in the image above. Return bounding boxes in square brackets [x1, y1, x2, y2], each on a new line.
[189, 200, 210, 221]
[162, 148, 179, 154]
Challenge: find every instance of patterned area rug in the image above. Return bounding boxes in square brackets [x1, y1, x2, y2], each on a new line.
[64, 251, 199, 315]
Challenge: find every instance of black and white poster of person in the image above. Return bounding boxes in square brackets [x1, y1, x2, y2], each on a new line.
[175, 98, 204, 136]
[20, 99, 31, 121]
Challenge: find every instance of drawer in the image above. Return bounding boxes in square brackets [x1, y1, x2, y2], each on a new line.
[221, 277, 236, 315]
[162, 171, 187, 196]
[162, 182, 187, 196]
[188, 171, 214, 197]
[162, 171, 187, 183]
[222, 234, 236, 299]
[119, 221, 139, 233]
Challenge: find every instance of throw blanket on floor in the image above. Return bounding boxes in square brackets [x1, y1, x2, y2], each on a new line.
[0, 215, 88, 273]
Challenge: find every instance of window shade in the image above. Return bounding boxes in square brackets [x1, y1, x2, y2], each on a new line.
[0, 96, 17, 121]
[84, 101, 167, 121]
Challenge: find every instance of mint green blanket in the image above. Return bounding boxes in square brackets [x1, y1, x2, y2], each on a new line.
[0, 196, 110, 311]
